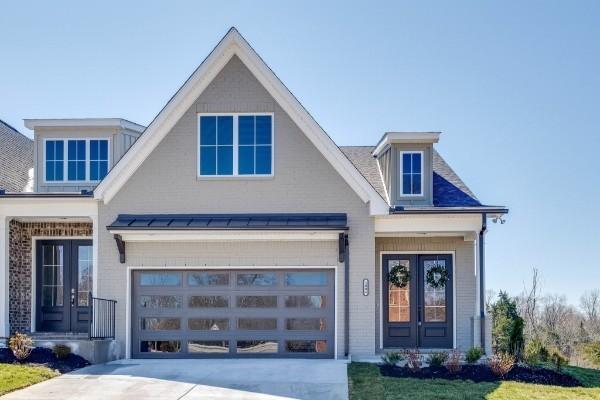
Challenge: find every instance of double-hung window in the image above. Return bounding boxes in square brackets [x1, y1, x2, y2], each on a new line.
[44, 138, 110, 182]
[45, 140, 64, 181]
[198, 114, 273, 177]
[400, 151, 423, 196]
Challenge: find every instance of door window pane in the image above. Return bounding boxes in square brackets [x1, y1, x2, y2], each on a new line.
[286, 318, 326, 331]
[388, 259, 410, 322]
[189, 295, 229, 308]
[140, 340, 181, 353]
[77, 246, 93, 306]
[188, 341, 229, 353]
[236, 340, 278, 354]
[140, 295, 182, 309]
[188, 319, 229, 331]
[237, 318, 277, 330]
[236, 296, 277, 308]
[141, 318, 181, 331]
[286, 340, 327, 353]
[423, 260, 447, 322]
[41, 245, 64, 306]
[284, 295, 326, 308]
[285, 272, 327, 286]
[188, 272, 229, 286]
[236, 273, 276, 286]
[139, 272, 181, 286]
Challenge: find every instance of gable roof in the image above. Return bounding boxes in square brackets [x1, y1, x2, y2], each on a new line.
[93, 28, 389, 215]
[0, 119, 33, 192]
[339, 146, 483, 208]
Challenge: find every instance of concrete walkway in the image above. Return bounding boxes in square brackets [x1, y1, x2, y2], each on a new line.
[2, 359, 348, 400]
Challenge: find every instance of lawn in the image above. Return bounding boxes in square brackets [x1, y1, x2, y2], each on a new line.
[348, 362, 600, 400]
[0, 364, 59, 396]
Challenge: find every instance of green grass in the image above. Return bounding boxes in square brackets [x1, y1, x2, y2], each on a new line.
[0, 363, 59, 396]
[348, 362, 600, 400]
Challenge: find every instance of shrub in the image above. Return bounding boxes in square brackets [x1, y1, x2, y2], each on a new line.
[8, 332, 33, 361]
[523, 339, 549, 365]
[465, 346, 484, 364]
[52, 344, 71, 360]
[490, 291, 524, 358]
[550, 349, 568, 372]
[405, 348, 422, 372]
[381, 351, 404, 367]
[489, 352, 515, 378]
[445, 350, 462, 374]
[582, 342, 600, 367]
[426, 351, 448, 367]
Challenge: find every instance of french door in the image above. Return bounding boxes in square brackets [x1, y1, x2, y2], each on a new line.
[382, 254, 453, 348]
[36, 240, 93, 333]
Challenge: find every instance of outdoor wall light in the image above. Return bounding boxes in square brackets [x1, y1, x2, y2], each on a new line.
[363, 279, 369, 296]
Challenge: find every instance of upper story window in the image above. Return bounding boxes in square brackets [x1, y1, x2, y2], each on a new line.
[198, 114, 273, 177]
[400, 151, 423, 196]
[44, 138, 110, 183]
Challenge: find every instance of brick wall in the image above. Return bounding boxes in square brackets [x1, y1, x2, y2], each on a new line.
[9, 220, 92, 333]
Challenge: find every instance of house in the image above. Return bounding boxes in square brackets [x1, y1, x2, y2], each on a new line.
[0, 28, 507, 363]
[0, 119, 33, 193]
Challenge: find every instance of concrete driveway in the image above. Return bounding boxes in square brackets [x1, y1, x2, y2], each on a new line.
[2, 359, 348, 400]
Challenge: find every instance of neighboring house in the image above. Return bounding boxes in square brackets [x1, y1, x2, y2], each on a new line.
[0, 119, 33, 192]
[0, 28, 507, 363]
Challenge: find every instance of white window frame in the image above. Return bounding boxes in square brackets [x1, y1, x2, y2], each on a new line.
[42, 137, 111, 184]
[197, 112, 274, 179]
[399, 150, 424, 197]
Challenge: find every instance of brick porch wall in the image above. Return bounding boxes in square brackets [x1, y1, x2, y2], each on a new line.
[9, 220, 92, 334]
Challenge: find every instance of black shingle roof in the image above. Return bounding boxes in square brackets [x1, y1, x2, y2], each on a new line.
[108, 213, 348, 230]
[0, 119, 33, 192]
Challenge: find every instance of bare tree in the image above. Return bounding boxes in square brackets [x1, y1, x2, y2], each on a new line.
[521, 268, 542, 339]
[580, 289, 600, 340]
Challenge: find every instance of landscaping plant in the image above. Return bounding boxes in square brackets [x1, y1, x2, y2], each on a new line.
[523, 338, 549, 365]
[551, 349, 568, 372]
[582, 342, 600, 367]
[52, 344, 71, 360]
[426, 351, 448, 367]
[465, 346, 484, 363]
[381, 351, 404, 367]
[8, 332, 33, 362]
[490, 291, 524, 358]
[444, 350, 462, 374]
[405, 348, 422, 372]
[488, 352, 515, 378]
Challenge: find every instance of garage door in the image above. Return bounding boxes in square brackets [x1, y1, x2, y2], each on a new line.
[131, 269, 335, 358]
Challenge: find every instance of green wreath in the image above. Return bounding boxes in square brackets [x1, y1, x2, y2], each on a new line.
[389, 263, 410, 288]
[426, 263, 449, 289]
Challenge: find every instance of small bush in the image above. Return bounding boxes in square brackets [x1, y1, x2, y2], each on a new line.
[550, 350, 568, 372]
[426, 351, 448, 367]
[9, 332, 33, 361]
[405, 348, 422, 372]
[582, 342, 600, 367]
[490, 291, 524, 358]
[489, 352, 515, 378]
[465, 346, 484, 364]
[381, 351, 404, 366]
[523, 339, 549, 365]
[52, 344, 71, 360]
[445, 350, 462, 374]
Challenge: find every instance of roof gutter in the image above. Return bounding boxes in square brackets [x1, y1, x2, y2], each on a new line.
[390, 206, 509, 215]
[0, 190, 94, 198]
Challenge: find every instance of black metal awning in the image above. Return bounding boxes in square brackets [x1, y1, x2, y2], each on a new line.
[107, 213, 348, 231]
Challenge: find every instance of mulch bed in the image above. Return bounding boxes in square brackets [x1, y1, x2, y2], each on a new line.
[0, 347, 90, 373]
[380, 364, 581, 387]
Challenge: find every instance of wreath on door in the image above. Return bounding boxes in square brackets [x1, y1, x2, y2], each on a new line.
[426, 262, 449, 289]
[389, 263, 410, 288]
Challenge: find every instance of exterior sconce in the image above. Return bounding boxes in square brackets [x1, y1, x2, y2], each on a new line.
[363, 279, 369, 296]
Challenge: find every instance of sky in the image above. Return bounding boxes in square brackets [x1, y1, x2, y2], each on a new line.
[1, 1, 599, 303]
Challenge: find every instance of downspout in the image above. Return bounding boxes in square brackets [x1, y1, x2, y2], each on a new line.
[344, 233, 350, 357]
[479, 213, 487, 352]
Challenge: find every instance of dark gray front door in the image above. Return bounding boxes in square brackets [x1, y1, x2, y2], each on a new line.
[382, 254, 453, 348]
[36, 240, 92, 333]
[131, 269, 335, 358]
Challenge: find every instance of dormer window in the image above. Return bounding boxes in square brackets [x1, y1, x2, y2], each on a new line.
[400, 151, 423, 196]
[198, 113, 273, 177]
[44, 138, 110, 183]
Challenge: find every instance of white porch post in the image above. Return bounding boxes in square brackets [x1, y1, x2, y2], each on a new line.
[91, 214, 99, 297]
[0, 216, 9, 338]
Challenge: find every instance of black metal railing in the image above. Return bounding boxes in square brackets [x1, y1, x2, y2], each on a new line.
[88, 293, 117, 340]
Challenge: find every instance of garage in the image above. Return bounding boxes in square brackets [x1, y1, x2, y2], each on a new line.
[131, 268, 335, 358]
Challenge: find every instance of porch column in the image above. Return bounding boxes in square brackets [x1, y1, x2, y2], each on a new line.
[91, 215, 99, 296]
[0, 216, 9, 338]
